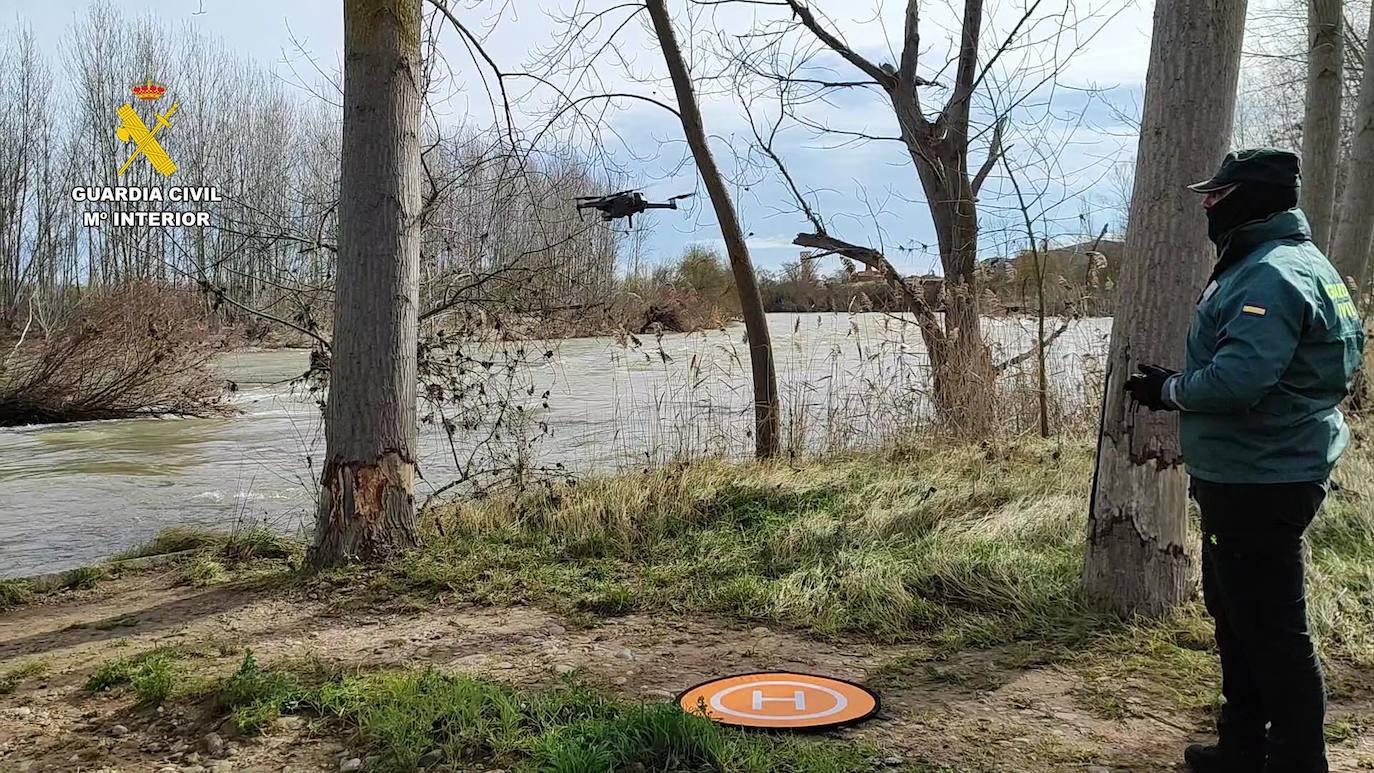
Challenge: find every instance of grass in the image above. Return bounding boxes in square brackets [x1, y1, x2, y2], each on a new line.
[207, 655, 878, 773]
[1306, 443, 1374, 664]
[179, 555, 230, 587]
[1325, 713, 1368, 745]
[368, 438, 1108, 650]
[1069, 606, 1221, 719]
[219, 650, 308, 732]
[57, 565, 107, 591]
[0, 661, 49, 694]
[113, 525, 224, 560]
[324, 431, 1372, 725]
[371, 434, 1374, 667]
[0, 578, 32, 610]
[219, 524, 302, 563]
[85, 648, 184, 705]
[117, 524, 301, 565]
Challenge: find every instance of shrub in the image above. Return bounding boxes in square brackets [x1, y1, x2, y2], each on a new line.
[674, 245, 739, 316]
[0, 283, 227, 427]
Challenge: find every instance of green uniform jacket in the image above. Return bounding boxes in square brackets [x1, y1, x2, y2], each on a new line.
[1164, 209, 1366, 484]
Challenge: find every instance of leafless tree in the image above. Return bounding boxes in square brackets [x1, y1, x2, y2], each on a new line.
[721, 0, 1119, 435]
[1083, 0, 1249, 616]
[1302, 0, 1345, 249]
[309, 0, 425, 567]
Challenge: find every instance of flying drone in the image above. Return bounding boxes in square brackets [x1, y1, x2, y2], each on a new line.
[574, 190, 696, 228]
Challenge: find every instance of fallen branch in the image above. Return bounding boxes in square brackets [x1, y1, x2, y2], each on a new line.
[793, 234, 934, 317]
[995, 316, 1077, 371]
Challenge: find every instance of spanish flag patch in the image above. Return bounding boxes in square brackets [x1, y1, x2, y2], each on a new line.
[1241, 305, 1267, 316]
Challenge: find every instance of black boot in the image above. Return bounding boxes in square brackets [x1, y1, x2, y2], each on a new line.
[1185, 743, 1265, 773]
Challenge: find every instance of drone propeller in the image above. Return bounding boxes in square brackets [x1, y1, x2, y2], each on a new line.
[666, 192, 696, 202]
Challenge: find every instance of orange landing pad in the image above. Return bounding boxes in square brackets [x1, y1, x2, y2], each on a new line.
[675, 671, 880, 730]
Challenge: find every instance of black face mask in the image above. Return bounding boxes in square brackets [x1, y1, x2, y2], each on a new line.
[1205, 183, 1299, 247]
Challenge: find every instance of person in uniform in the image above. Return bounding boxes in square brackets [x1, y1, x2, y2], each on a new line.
[1126, 148, 1366, 773]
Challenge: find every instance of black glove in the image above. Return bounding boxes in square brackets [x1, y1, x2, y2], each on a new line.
[1124, 364, 1179, 411]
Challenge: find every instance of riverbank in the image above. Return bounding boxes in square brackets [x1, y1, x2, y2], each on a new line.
[3, 435, 1373, 771]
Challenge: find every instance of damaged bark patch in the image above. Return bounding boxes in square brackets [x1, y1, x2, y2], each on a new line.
[350, 452, 414, 520]
[1082, 432, 1195, 617]
[310, 450, 419, 569]
[1099, 343, 1187, 470]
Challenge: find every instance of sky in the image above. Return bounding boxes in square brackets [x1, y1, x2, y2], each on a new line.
[5, 0, 1162, 275]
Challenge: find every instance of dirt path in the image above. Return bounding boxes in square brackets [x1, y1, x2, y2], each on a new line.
[2, 572, 1372, 772]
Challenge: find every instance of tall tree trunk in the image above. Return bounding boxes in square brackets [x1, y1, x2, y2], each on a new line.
[646, 0, 781, 458]
[1302, 0, 1344, 250]
[1333, 1, 1374, 299]
[309, 0, 422, 568]
[1083, 0, 1247, 616]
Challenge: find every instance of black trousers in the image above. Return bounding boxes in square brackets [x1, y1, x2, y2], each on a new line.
[1191, 478, 1329, 772]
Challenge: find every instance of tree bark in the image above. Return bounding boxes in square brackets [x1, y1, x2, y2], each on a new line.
[309, 0, 423, 568]
[646, 0, 781, 458]
[1083, 0, 1248, 616]
[1302, 0, 1344, 251]
[1332, 1, 1374, 299]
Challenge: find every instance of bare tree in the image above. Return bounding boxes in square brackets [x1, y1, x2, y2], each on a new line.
[645, 0, 779, 458]
[1302, 0, 1345, 250]
[1083, 0, 1249, 616]
[1333, 1, 1374, 297]
[720, 1, 1118, 435]
[310, 0, 424, 567]
[771, 0, 1004, 434]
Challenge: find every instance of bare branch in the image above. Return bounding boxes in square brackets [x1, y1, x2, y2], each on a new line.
[997, 317, 1074, 371]
[971, 116, 1008, 196]
[792, 231, 943, 345]
[896, 0, 921, 93]
[781, 0, 896, 89]
[197, 279, 332, 351]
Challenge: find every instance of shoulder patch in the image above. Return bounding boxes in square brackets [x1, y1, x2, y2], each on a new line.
[1241, 305, 1267, 316]
[1199, 281, 1220, 305]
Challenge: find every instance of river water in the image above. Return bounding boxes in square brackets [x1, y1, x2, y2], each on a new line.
[0, 313, 1109, 578]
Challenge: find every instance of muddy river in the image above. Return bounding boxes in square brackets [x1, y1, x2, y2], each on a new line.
[0, 313, 1109, 577]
